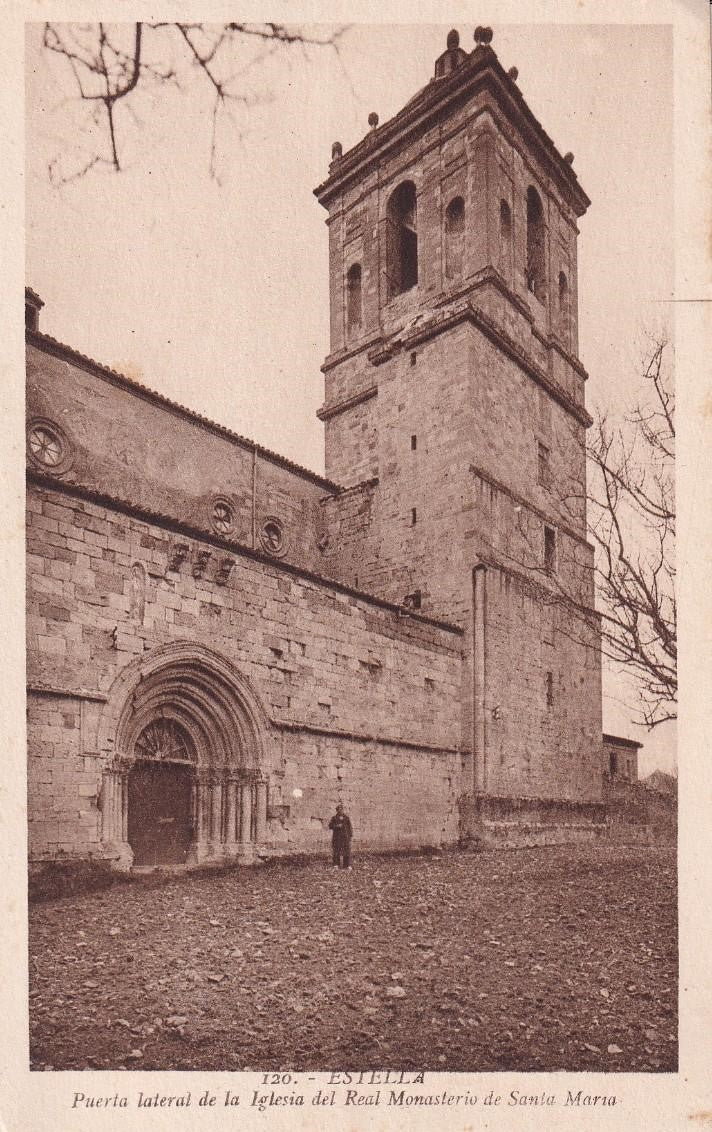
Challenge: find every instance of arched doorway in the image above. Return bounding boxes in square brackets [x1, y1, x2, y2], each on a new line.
[97, 642, 273, 870]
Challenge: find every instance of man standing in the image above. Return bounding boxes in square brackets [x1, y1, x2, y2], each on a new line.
[328, 803, 353, 869]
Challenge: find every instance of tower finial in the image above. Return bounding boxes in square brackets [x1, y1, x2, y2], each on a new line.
[474, 26, 493, 46]
[368, 112, 379, 130]
[446, 29, 459, 52]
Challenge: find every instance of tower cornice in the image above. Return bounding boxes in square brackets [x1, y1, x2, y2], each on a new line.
[315, 43, 590, 217]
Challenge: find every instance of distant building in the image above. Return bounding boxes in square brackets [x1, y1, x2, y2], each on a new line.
[26, 27, 607, 874]
[603, 733, 641, 784]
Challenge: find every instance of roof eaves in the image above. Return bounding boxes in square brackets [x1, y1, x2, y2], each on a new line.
[26, 329, 340, 495]
[602, 733, 643, 750]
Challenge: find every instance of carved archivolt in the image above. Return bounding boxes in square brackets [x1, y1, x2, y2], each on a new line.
[98, 640, 272, 773]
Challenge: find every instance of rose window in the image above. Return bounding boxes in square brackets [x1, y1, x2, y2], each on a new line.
[211, 497, 235, 536]
[260, 517, 286, 556]
[27, 419, 72, 474]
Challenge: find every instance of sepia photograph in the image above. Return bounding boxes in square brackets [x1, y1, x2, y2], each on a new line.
[17, 9, 694, 1094]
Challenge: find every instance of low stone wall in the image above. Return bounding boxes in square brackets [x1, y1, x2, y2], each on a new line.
[459, 792, 608, 849]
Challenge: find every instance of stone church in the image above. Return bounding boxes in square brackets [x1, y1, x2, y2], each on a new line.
[26, 28, 607, 875]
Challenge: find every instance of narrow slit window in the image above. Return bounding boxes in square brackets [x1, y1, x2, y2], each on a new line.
[558, 270, 569, 339]
[411, 508, 417, 526]
[499, 199, 512, 243]
[544, 525, 557, 573]
[537, 442, 551, 488]
[411, 434, 417, 451]
[546, 671, 554, 708]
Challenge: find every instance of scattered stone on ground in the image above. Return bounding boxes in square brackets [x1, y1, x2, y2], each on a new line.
[28, 845, 677, 1072]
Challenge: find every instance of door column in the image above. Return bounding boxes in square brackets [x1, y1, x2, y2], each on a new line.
[255, 776, 268, 846]
[239, 780, 253, 848]
[225, 776, 239, 850]
[100, 764, 132, 870]
[188, 769, 212, 864]
[120, 770, 128, 843]
[210, 774, 223, 846]
[100, 771, 117, 841]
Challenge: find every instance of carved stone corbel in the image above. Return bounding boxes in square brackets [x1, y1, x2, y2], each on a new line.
[168, 541, 189, 572]
[192, 549, 212, 579]
[216, 556, 235, 585]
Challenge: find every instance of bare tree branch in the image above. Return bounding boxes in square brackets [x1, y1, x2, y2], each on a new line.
[42, 21, 346, 183]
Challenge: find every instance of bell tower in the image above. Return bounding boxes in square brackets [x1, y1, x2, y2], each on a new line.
[315, 28, 603, 817]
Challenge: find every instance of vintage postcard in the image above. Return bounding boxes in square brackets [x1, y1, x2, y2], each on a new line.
[1, 1, 710, 1129]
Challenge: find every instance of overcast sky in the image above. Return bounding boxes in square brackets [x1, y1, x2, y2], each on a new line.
[25, 21, 676, 771]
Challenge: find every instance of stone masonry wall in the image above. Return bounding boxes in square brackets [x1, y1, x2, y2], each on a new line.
[322, 323, 592, 615]
[27, 482, 464, 862]
[319, 319, 602, 804]
[483, 566, 602, 802]
[27, 339, 335, 577]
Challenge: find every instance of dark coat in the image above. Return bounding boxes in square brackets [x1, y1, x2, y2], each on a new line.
[328, 812, 353, 843]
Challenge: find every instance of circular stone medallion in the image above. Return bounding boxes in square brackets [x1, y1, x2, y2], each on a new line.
[27, 418, 73, 476]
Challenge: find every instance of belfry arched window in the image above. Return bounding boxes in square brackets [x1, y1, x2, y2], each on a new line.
[444, 195, 465, 280]
[386, 181, 418, 298]
[346, 263, 362, 335]
[526, 186, 546, 301]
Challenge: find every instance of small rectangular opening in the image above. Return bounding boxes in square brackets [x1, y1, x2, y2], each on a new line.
[546, 671, 554, 708]
[410, 351, 417, 367]
[544, 525, 556, 573]
[411, 434, 417, 451]
[537, 441, 551, 488]
[411, 508, 417, 526]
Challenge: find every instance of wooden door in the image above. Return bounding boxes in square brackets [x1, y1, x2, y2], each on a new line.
[128, 761, 194, 865]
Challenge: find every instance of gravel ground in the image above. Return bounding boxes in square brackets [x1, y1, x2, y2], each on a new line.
[28, 844, 677, 1073]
